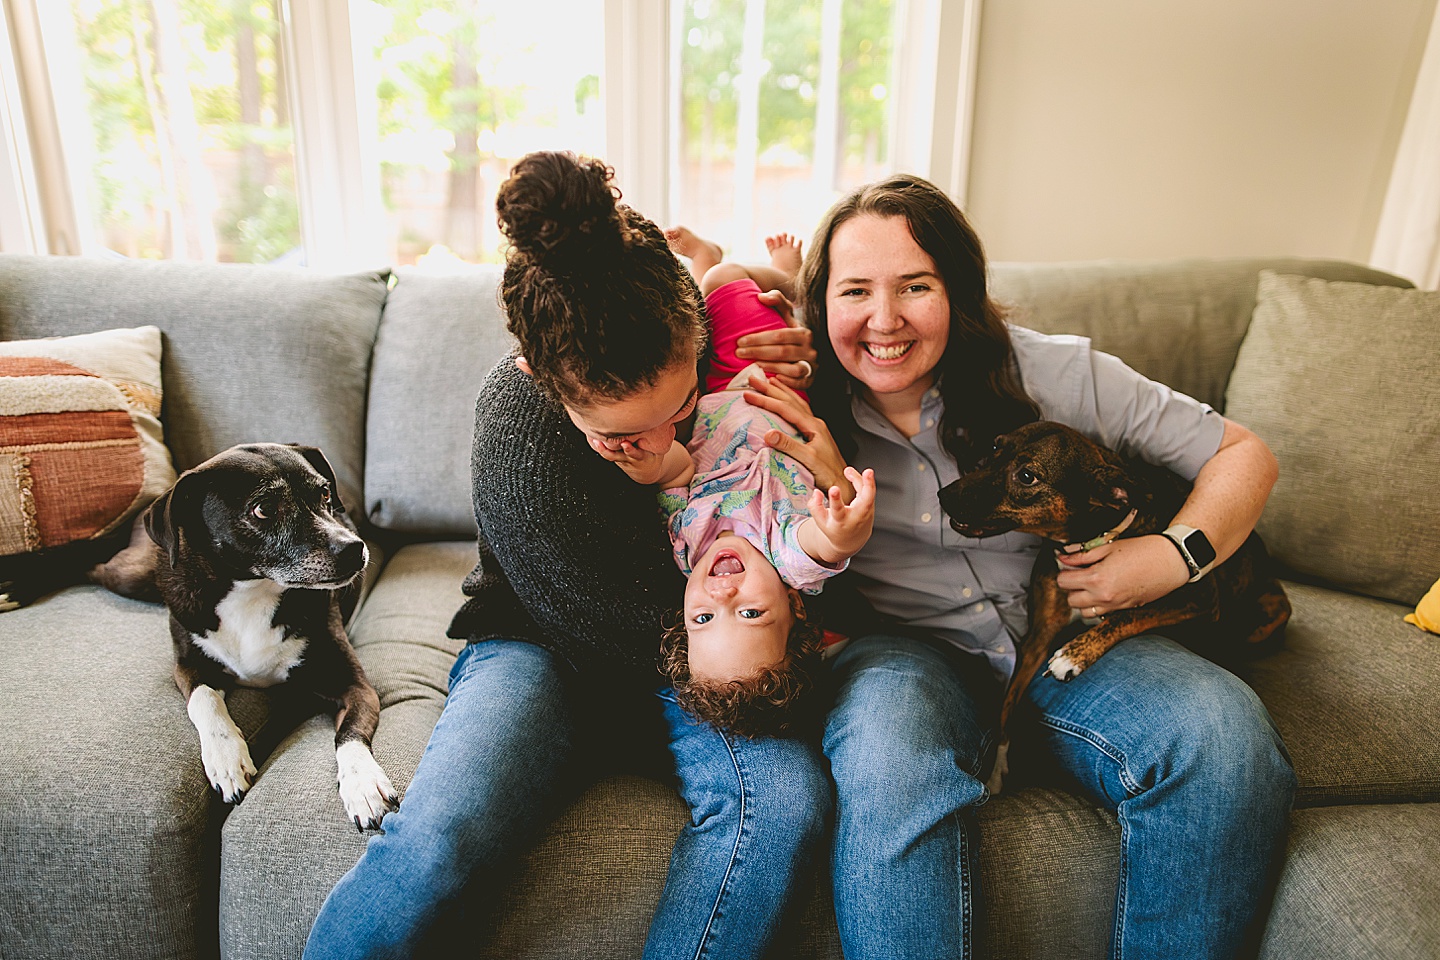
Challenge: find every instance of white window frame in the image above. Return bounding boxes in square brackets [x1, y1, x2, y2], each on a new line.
[0, 0, 981, 265]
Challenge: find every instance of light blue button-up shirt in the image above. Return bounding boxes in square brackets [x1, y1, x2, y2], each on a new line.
[845, 326, 1226, 681]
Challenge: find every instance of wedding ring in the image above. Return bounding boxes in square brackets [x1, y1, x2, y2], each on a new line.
[796, 359, 813, 380]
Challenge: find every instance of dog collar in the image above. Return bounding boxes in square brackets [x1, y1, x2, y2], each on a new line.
[1062, 509, 1138, 554]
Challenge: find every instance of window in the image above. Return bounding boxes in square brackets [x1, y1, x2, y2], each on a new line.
[673, 0, 896, 261]
[358, 0, 604, 267]
[0, 0, 979, 269]
[36, 0, 301, 262]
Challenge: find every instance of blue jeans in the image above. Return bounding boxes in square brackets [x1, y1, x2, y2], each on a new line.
[303, 639, 829, 960]
[824, 633, 1296, 960]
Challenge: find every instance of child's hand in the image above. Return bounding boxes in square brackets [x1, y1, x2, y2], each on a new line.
[808, 466, 876, 560]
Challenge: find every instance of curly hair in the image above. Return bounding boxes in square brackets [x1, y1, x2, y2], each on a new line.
[659, 595, 826, 739]
[494, 151, 706, 406]
[798, 173, 1039, 469]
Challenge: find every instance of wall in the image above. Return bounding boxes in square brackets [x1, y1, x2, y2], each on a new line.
[965, 0, 1438, 266]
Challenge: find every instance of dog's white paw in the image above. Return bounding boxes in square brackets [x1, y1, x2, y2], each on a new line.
[985, 740, 1010, 796]
[188, 686, 256, 803]
[1047, 649, 1083, 682]
[336, 741, 398, 831]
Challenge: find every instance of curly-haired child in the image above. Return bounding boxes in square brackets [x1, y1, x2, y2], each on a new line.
[618, 228, 876, 738]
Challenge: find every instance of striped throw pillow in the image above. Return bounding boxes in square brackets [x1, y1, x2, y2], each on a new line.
[0, 326, 175, 559]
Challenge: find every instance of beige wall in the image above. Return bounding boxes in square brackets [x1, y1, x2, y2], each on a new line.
[965, 0, 1438, 266]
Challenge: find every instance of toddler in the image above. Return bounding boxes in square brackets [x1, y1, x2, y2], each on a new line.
[624, 229, 876, 737]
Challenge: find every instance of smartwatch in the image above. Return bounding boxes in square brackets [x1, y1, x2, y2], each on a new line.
[1162, 524, 1218, 582]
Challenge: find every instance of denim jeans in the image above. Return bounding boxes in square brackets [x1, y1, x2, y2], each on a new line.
[303, 639, 829, 960]
[824, 632, 1296, 960]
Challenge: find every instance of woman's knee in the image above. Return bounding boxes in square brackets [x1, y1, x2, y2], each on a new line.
[825, 637, 990, 814]
[1138, 664, 1296, 809]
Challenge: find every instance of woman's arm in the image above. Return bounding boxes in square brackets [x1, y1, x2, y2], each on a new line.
[1054, 418, 1279, 615]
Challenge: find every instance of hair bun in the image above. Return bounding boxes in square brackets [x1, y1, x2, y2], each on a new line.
[495, 152, 623, 270]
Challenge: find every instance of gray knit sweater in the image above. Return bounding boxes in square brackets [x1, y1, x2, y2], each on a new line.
[447, 355, 686, 687]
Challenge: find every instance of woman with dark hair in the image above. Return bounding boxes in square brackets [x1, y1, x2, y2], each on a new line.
[755, 174, 1297, 960]
[304, 152, 827, 959]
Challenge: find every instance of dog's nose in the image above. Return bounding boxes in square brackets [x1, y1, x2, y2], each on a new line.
[336, 539, 367, 577]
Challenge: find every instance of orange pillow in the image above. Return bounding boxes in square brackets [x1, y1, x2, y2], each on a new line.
[0, 326, 175, 574]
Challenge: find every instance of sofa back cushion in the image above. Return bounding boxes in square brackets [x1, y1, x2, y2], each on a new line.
[364, 267, 514, 537]
[364, 258, 1414, 542]
[0, 255, 388, 519]
[1225, 271, 1440, 605]
[990, 257, 1411, 409]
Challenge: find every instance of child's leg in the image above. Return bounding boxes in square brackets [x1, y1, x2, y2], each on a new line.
[668, 227, 803, 299]
[665, 226, 724, 278]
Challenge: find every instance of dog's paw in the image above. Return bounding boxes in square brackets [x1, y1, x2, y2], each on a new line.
[336, 741, 399, 832]
[188, 686, 256, 803]
[985, 740, 1010, 796]
[199, 728, 256, 804]
[0, 588, 19, 613]
[1046, 648, 1084, 682]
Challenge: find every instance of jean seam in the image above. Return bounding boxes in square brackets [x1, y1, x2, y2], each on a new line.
[954, 809, 972, 960]
[1036, 714, 1144, 796]
[1113, 813, 1129, 960]
[692, 729, 748, 960]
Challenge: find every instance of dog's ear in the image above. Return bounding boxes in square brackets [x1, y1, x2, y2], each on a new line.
[1087, 463, 1132, 512]
[144, 470, 200, 568]
[288, 444, 347, 511]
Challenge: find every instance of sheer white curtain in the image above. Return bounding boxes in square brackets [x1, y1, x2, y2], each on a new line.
[1372, 3, 1440, 290]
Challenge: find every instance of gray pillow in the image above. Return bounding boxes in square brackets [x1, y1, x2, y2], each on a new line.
[0, 255, 388, 521]
[1225, 271, 1440, 605]
[364, 267, 515, 537]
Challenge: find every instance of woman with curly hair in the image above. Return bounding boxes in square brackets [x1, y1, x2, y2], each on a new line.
[304, 152, 827, 960]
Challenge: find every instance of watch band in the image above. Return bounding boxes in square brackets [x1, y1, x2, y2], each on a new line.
[1162, 524, 1218, 583]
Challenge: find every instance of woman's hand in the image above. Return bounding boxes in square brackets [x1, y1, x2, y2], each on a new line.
[1053, 535, 1192, 617]
[743, 373, 853, 497]
[588, 437, 691, 487]
[735, 290, 816, 391]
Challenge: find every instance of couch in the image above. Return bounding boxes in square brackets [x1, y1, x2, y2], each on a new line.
[1, 251, 1436, 960]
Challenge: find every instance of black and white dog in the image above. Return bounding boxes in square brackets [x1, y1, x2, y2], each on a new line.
[129, 443, 397, 830]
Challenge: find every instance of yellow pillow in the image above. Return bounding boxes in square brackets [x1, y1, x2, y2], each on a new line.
[1406, 577, 1440, 634]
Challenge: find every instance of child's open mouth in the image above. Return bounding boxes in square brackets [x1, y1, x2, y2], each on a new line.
[709, 549, 745, 577]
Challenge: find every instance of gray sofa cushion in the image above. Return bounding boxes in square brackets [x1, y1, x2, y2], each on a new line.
[1258, 803, 1440, 960]
[0, 255, 388, 518]
[1236, 581, 1440, 807]
[1226, 272, 1440, 606]
[990, 257, 1411, 409]
[364, 268, 515, 537]
[0, 586, 268, 960]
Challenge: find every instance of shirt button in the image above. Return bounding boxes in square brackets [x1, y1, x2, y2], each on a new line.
[962, 587, 973, 598]
[921, 512, 932, 523]
[925, 418, 935, 428]
[917, 463, 926, 472]
[975, 602, 986, 612]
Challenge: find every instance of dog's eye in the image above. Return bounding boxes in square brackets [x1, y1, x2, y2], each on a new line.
[320, 487, 332, 504]
[250, 503, 269, 520]
[1016, 469, 1040, 486]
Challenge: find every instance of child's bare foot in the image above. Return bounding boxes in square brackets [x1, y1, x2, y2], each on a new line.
[765, 233, 803, 277]
[665, 226, 724, 276]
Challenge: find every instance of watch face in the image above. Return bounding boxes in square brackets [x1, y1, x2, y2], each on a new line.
[1185, 530, 1218, 570]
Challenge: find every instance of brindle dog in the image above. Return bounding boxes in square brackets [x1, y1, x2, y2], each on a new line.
[937, 420, 1290, 791]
